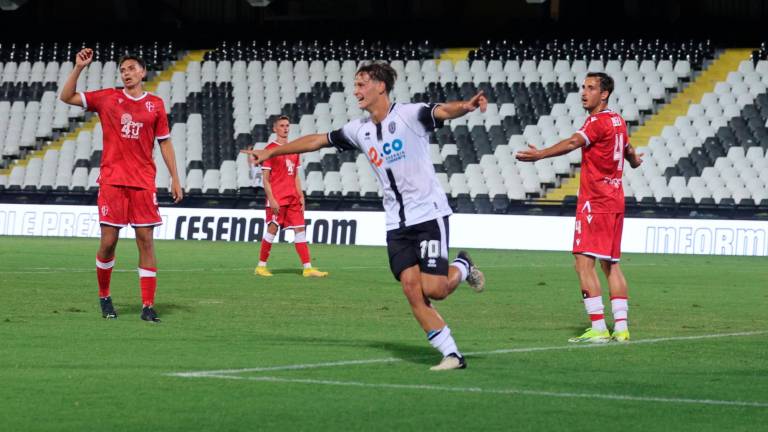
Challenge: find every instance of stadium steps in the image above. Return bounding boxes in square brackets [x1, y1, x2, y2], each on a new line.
[536, 48, 753, 203]
[1, 50, 208, 176]
[144, 49, 207, 93]
[540, 173, 580, 202]
[629, 47, 753, 147]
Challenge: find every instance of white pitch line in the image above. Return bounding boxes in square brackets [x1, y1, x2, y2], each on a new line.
[168, 330, 768, 378]
[188, 374, 768, 408]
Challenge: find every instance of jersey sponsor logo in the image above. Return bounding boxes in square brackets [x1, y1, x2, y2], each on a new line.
[602, 176, 622, 188]
[611, 116, 622, 127]
[367, 138, 405, 167]
[120, 113, 144, 139]
[368, 147, 383, 167]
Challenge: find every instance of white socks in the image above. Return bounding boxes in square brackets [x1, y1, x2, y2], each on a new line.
[428, 326, 460, 357]
[583, 295, 629, 332]
[583, 295, 607, 332]
[611, 297, 629, 332]
[450, 258, 469, 282]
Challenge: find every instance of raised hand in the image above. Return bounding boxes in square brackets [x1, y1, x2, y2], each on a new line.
[75, 48, 94, 68]
[465, 91, 488, 113]
[515, 144, 543, 162]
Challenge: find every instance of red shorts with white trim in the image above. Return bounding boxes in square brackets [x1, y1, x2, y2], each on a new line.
[97, 184, 162, 228]
[266, 202, 305, 229]
[572, 212, 624, 262]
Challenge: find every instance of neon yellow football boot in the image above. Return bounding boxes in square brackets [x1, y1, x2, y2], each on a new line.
[612, 330, 631, 342]
[303, 267, 328, 278]
[568, 327, 611, 343]
[254, 266, 273, 277]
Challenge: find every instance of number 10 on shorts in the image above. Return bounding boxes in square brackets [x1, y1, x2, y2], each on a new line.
[420, 240, 440, 259]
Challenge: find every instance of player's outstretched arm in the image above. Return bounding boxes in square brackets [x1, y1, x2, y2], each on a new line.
[159, 139, 184, 203]
[240, 133, 330, 164]
[59, 48, 94, 106]
[624, 143, 644, 168]
[516, 133, 586, 162]
[433, 91, 488, 121]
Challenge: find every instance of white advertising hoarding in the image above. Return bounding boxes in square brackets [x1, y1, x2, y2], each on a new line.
[1, 204, 767, 256]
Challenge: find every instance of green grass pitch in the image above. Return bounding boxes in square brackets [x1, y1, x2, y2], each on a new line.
[0, 236, 766, 431]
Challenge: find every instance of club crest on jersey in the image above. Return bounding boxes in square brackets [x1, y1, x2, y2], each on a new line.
[101, 205, 109, 216]
[388, 121, 396, 134]
[145, 101, 155, 112]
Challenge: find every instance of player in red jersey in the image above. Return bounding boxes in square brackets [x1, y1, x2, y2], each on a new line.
[60, 48, 183, 322]
[516, 72, 643, 343]
[254, 115, 327, 278]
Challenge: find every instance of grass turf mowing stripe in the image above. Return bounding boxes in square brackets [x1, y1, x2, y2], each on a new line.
[168, 330, 768, 377]
[191, 375, 768, 409]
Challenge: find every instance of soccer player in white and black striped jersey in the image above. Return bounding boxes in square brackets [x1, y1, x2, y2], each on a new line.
[242, 62, 487, 370]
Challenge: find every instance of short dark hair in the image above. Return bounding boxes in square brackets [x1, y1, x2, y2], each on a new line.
[586, 72, 614, 97]
[272, 115, 290, 128]
[118, 55, 146, 70]
[356, 61, 397, 93]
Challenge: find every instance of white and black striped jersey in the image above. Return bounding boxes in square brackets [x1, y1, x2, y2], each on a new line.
[328, 102, 452, 231]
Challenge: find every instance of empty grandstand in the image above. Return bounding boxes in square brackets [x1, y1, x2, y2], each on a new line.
[2, 37, 767, 219]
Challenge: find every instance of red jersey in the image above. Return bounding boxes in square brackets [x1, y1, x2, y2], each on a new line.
[82, 88, 170, 191]
[575, 109, 628, 213]
[262, 142, 301, 205]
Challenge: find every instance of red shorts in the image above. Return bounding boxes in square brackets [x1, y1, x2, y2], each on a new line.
[572, 212, 624, 262]
[266, 202, 305, 229]
[97, 184, 162, 228]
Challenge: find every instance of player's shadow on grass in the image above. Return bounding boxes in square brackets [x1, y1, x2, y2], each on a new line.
[117, 302, 193, 316]
[269, 268, 303, 276]
[255, 333, 435, 366]
[366, 340, 435, 365]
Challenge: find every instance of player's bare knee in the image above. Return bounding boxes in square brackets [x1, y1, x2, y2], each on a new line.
[400, 276, 424, 303]
[599, 260, 612, 274]
[424, 279, 449, 300]
[134, 232, 154, 252]
[574, 260, 588, 274]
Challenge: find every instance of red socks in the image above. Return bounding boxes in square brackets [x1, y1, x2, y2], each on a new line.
[96, 256, 115, 298]
[295, 242, 311, 266]
[98, 257, 158, 307]
[259, 232, 275, 263]
[294, 230, 311, 266]
[138, 267, 157, 307]
[259, 231, 312, 267]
